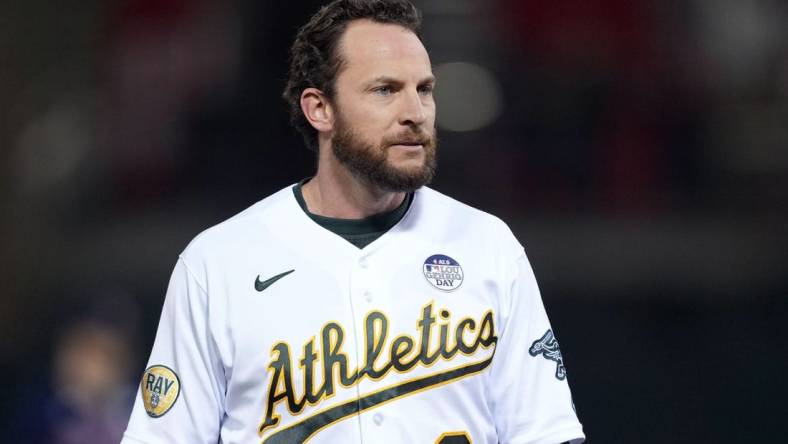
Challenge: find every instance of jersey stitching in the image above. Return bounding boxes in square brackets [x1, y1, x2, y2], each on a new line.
[178, 255, 209, 295]
[261, 356, 495, 444]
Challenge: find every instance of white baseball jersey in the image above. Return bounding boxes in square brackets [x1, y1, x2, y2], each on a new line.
[121, 184, 585, 444]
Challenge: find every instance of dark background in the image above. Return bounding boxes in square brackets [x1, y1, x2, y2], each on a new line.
[2, 0, 786, 442]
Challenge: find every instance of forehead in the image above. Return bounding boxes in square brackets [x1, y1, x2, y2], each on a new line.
[337, 19, 432, 81]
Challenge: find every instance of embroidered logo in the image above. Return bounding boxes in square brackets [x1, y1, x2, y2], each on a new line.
[255, 270, 295, 292]
[528, 329, 566, 380]
[258, 302, 497, 443]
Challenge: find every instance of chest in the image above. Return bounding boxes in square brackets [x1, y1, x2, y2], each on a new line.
[214, 242, 506, 443]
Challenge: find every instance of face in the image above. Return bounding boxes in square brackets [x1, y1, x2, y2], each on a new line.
[329, 20, 437, 192]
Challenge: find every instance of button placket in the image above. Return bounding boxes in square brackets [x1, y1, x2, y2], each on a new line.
[352, 255, 378, 441]
[356, 255, 373, 304]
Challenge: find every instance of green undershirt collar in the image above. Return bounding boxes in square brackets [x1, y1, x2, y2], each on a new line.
[292, 179, 413, 248]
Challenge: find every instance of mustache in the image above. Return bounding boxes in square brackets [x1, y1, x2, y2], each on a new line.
[383, 130, 435, 147]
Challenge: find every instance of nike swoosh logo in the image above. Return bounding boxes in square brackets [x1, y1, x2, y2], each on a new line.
[255, 269, 295, 292]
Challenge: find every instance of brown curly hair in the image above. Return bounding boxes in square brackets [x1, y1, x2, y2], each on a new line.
[283, 0, 423, 151]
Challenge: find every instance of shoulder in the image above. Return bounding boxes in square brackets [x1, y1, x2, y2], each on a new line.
[178, 185, 298, 271]
[415, 187, 502, 221]
[411, 187, 524, 259]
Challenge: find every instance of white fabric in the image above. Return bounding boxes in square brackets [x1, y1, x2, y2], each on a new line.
[121, 185, 585, 444]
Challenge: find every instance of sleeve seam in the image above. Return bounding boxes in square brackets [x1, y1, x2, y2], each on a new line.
[512, 243, 526, 261]
[178, 255, 209, 295]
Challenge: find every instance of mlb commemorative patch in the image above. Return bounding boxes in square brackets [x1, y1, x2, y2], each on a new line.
[141, 365, 181, 417]
[423, 254, 464, 291]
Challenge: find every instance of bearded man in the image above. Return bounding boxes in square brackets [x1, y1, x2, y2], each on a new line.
[121, 1, 585, 443]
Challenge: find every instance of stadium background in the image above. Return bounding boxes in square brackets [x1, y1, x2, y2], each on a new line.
[1, 0, 786, 442]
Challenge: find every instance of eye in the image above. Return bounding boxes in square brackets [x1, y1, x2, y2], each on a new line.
[373, 85, 392, 96]
[418, 84, 434, 96]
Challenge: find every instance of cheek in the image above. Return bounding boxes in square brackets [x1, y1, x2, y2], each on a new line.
[425, 103, 437, 125]
[348, 108, 393, 136]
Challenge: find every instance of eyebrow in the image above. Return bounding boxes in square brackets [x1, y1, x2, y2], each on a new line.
[368, 75, 436, 85]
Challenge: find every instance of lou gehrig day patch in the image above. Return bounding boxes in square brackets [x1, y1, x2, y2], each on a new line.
[141, 365, 181, 418]
[423, 254, 464, 291]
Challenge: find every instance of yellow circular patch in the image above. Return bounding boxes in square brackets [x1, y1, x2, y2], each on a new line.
[141, 365, 180, 418]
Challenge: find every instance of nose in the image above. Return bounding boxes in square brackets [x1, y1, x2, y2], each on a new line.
[398, 89, 428, 127]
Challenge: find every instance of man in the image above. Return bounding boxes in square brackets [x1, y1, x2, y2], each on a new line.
[121, 1, 585, 443]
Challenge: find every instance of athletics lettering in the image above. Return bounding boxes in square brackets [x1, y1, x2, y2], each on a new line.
[259, 303, 497, 435]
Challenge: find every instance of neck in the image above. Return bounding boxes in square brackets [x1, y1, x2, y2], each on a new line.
[302, 148, 406, 219]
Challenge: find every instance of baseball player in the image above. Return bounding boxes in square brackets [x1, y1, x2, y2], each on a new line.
[121, 1, 585, 443]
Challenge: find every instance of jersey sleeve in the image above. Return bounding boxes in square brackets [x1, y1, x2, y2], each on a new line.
[488, 252, 585, 444]
[121, 257, 225, 444]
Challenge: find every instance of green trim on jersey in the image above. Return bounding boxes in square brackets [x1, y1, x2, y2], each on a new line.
[292, 179, 413, 249]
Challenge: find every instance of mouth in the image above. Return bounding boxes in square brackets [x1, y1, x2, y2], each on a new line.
[389, 140, 427, 149]
[389, 143, 424, 153]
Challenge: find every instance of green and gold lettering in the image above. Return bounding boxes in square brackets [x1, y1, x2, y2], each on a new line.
[260, 304, 498, 438]
[260, 343, 299, 433]
[361, 311, 390, 379]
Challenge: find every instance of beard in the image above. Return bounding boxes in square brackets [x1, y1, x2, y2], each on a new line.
[331, 114, 437, 193]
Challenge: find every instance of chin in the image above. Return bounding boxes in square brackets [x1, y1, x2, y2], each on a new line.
[387, 159, 425, 176]
[387, 148, 425, 164]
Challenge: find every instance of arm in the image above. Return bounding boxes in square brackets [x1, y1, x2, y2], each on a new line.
[488, 252, 585, 444]
[121, 258, 226, 444]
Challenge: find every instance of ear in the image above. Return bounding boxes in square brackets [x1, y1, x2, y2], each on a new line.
[300, 87, 334, 133]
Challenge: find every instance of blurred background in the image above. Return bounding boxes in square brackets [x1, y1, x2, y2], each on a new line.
[1, 0, 786, 442]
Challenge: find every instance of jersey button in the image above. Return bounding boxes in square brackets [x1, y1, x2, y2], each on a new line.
[359, 258, 369, 269]
[373, 413, 384, 425]
[364, 290, 372, 302]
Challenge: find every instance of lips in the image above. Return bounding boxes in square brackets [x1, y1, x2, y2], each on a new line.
[389, 139, 427, 147]
[385, 131, 432, 148]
